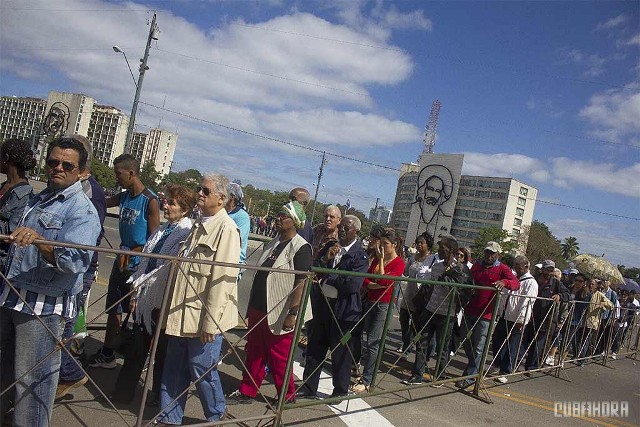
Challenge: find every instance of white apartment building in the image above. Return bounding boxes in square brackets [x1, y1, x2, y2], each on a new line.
[369, 206, 392, 225]
[0, 96, 47, 145]
[390, 163, 420, 238]
[130, 131, 148, 163]
[87, 104, 128, 166]
[144, 128, 176, 177]
[451, 176, 537, 251]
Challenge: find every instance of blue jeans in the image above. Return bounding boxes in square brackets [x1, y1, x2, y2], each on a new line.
[159, 335, 225, 424]
[361, 300, 389, 385]
[461, 315, 491, 377]
[492, 318, 524, 374]
[0, 308, 64, 427]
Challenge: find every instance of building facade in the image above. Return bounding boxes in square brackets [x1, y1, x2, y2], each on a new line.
[0, 96, 47, 146]
[369, 206, 392, 225]
[130, 131, 148, 163]
[390, 163, 420, 238]
[87, 104, 128, 166]
[451, 176, 537, 251]
[144, 128, 176, 177]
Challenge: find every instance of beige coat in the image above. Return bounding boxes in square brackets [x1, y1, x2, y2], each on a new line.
[254, 234, 313, 335]
[165, 209, 240, 337]
[585, 291, 614, 330]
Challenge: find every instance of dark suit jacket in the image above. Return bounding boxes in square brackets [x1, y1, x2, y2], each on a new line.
[313, 239, 369, 322]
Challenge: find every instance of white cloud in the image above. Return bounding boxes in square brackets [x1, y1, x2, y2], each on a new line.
[462, 153, 640, 199]
[595, 14, 628, 31]
[560, 48, 606, 78]
[627, 33, 640, 46]
[579, 84, 640, 145]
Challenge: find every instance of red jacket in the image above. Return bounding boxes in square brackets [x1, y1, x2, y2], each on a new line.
[466, 261, 519, 320]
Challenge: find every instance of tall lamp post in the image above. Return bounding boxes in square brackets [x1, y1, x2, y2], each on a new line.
[115, 12, 159, 154]
[112, 46, 137, 87]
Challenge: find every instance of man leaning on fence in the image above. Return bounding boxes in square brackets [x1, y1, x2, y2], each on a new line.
[455, 241, 519, 389]
[0, 136, 100, 427]
[154, 173, 240, 425]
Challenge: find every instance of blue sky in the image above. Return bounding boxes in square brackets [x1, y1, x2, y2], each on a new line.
[1, 0, 638, 266]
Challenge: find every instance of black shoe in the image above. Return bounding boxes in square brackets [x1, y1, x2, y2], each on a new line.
[294, 388, 318, 400]
[401, 375, 424, 385]
[226, 390, 252, 405]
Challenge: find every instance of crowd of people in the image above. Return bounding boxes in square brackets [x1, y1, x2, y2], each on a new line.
[0, 135, 638, 426]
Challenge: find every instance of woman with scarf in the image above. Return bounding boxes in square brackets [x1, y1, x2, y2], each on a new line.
[227, 201, 312, 404]
[110, 184, 195, 405]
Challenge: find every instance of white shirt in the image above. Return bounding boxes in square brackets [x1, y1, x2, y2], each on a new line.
[322, 238, 357, 298]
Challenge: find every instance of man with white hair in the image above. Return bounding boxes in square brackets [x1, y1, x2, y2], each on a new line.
[312, 205, 341, 260]
[156, 173, 240, 424]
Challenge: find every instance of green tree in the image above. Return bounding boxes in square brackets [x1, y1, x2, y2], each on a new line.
[90, 158, 116, 189]
[560, 236, 580, 260]
[520, 220, 564, 268]
[140, 161, 162, 192]
[472, 226, 518, 259]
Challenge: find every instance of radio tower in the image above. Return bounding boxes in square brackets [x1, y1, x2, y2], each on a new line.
[423, 100, 441, 154]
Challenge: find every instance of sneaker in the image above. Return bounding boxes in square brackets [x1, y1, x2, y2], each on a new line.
[401, 375, 424, 385]
[396, 346, 405, 353]
[544, 356, 555, 366]
[454, 379, 475, 389]
[449, 351, 455, 357]
[611, 353, 617, 360]
[55, 376, 88, 399]
[88, 353, 117, 369]
[495, 376, 508, 384]
[226, 389, 252, 405]
[350, 381, 369, 394]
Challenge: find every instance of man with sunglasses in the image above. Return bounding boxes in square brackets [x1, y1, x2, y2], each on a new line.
[0, 136, 100, 426]
[90, 154, 160, 369]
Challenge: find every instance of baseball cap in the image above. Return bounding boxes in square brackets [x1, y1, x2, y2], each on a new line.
[484, 241, 502, 253]
[541, 260, 556, 269]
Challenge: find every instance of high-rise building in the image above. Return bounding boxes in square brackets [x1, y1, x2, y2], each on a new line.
[0, 96, 47, 145]
[390, 163, 420, 238]
[87, 104, 128, 166]
[130, 131, 148, 163]
[451, 176, 537, 250]
[144, 128, 177, 177]
[369, 206, 392, 225]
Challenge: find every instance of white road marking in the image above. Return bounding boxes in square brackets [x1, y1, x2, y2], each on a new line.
[292, 361, 394, 426]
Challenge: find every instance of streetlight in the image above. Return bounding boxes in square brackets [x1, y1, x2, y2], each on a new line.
[112, 46, 138, 88]
[114, 13, 159, 154]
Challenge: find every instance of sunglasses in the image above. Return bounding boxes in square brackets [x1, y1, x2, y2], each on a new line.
[46, 158, 78, 172]
[195, 186, 214, 196]
[276, 213, 290, 221]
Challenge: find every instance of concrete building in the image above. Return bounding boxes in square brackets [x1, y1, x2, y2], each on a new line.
[87, 104, 128, 166]
[144, 128, 176, 177]
[390, 163, 420, 238]
[130, 131, 148, 163]
[45, 91, 95, 137]
[451, 176, 537, 250]
[0, 96, 47, 145]
[369, 206, 392, 225]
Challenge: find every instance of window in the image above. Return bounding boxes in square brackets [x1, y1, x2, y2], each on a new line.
[514, 218, 522, 226]
[520, 187, 529, 196]
[476, 190, 490, 198]
[517, 197, 526, 207]
[512, 228, 520, 237]
[516, 207, 524, 217]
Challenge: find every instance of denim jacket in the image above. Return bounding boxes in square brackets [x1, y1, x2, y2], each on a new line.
[6, 180, 100, 297]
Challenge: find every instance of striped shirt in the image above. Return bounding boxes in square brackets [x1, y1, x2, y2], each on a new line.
[0, 282, 76, 318]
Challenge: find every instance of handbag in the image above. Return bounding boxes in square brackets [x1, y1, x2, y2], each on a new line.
[110, 313, 142, 359]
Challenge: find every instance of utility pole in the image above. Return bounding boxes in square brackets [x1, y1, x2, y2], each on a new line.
[310, 151, 327, 226]
[124, 12, 158, 154]
[371, 197, 379, 225]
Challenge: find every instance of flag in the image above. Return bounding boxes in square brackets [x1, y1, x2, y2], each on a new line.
[345, 199, 351, 210]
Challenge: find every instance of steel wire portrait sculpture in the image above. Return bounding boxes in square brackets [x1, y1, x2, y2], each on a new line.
[413, 164, 454, 230]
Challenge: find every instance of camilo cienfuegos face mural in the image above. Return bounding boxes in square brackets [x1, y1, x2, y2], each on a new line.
[413, 164, 454, 227]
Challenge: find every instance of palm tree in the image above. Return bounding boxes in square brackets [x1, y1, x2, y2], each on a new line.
[561, 236, 580, 260]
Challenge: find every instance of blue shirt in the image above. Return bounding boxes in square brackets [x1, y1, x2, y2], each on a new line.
[228, 206, 250, 265]
[1, 180, 100, 315]
[118, 188, 156, 269]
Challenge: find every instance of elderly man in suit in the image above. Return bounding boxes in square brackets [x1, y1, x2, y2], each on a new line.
[297, 215, 368, 401]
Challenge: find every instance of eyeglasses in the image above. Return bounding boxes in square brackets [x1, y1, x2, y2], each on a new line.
[339, 224, 353, 232]
[195, 186, 214, 196]
[276, 213, 290, 221]
[46, 158, 78, 172]
[457, 252, 465, 258]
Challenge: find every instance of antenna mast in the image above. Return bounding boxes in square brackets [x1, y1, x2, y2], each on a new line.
[422, 100, 441, 156]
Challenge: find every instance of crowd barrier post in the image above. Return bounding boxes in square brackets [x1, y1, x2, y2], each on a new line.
[472, 291, 501, 398]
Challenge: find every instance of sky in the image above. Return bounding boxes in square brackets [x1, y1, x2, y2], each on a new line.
[1, 0, 639, 266]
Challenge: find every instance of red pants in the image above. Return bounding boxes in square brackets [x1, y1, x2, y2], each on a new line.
[239, 307, 296, 400]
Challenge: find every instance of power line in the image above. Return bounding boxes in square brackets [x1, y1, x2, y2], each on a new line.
[139, 100, 638, 221]
[3, 46, 145, 52]
[0, 7, 149, 12]
[138, 100, 398, 171]
[152, 47, 368, 97]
